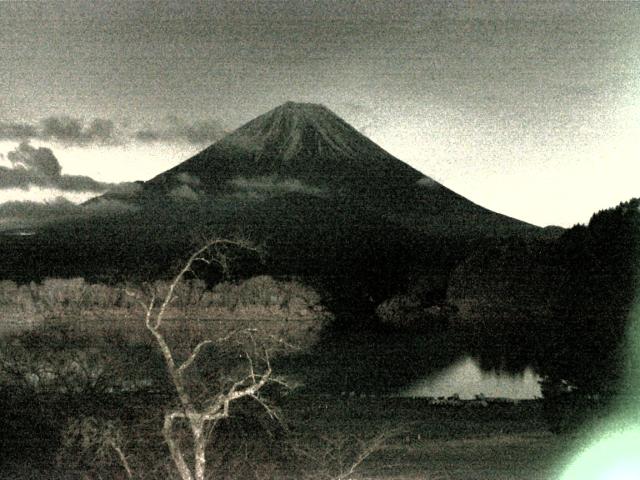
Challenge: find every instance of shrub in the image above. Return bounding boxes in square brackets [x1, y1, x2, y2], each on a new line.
[376, 294, 454, 331]
[199, 276, 323, 313]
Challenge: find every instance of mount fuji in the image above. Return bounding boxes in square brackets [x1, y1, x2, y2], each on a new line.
[3, 102, 545, 316]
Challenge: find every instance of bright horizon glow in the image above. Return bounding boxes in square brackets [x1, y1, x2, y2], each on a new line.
[1, 129, 637, 228]
[0, 186, 101, 205]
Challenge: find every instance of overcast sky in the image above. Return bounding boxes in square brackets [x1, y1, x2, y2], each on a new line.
[1, 0, 639, 227]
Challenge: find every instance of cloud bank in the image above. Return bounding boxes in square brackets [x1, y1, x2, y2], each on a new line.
[134, 116, 226, 145]
[0, 143, 113, 192]
[0, 196, 137, 231]
[229, 176, 325, 200]
[40, 116, 117, 144]
[0, 115, 227, 146]
[0, 143, 139, 229]
[0, 117, 117, 145]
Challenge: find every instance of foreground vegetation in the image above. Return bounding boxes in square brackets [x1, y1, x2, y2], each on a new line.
[0, 292, 586, 479]
[3, 197, 638, 479]
[1, 386, 576, 479]
[0, 261, 574, 479]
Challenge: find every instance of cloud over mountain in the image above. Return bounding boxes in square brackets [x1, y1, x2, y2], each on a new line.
[39, 116, 117, 144]
[229, 176, 325, 199]
[134, 116, 226, 145]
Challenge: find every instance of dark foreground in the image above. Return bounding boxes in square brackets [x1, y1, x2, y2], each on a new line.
[1, 393, 581, 480]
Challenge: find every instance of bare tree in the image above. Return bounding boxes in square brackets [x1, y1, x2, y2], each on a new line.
[127, 238, 285, 480]
[58, 416, 134, 479]
[291, 431, 393, 480]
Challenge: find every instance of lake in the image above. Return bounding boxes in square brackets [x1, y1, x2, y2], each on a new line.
[281, 325, 543, 398]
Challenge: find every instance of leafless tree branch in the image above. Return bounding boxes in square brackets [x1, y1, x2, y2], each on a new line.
[128, 237, 275, 480]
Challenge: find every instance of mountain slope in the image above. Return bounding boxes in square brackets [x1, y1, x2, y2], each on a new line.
[148, 101, 420, 190]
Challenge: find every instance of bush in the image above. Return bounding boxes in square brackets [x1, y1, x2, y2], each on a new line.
[376, 294, 454, 331]
[199, 276, 323, 314]
[39, 277, 88, 307]
[0, 280, 36, 313]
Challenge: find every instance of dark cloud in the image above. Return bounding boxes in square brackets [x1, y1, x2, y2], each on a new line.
[229, 176, 324, 200]
[39, 116, 118, 144]
[0, 197, 80, 230]
[56, 174, 114, 192]
[82, 197, 138, 214]
[178, 118, 226, 144]
[0, 120, 38, 140]
[0, 116, 118, 145]
[134, 116, 226, 145]
[169, 184, 201, 202]
[0, 197, 79, 219]
[8, 142, 61, 178]
[417, 177, 438, 188]
[107, 181, 144, 197]
[134, 129, 160, 142]
[0, 142, 113, 191]
[175, 172, 201, 186]
[1, 115, 226, 146]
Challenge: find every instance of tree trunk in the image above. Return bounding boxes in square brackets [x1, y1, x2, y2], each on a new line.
[163, 414, 194, 480]
[193, 422, 207, 480]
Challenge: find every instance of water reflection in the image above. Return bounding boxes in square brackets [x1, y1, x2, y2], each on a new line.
[401, 356, 541, 399]
[280, 323, 543, 397]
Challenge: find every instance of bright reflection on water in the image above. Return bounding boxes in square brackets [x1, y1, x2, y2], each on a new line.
[400, 355, 542, 399]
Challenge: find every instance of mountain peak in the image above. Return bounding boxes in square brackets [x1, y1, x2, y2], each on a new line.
[84, 102, 538, 257]
[143, 100, 428, 192]
[276, 101, 330, 113]
[216, 101, 394, 170]
[269, 101, 337, 122]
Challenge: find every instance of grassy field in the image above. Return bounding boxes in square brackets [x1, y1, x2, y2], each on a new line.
[0, 392, 580, 479]
[282, 396, 575, 480]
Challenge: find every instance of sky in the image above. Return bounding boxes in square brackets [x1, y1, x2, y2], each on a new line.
[1, 0, 639, 227]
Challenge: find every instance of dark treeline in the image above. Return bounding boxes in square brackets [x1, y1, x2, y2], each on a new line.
[538, 198, 640, 395]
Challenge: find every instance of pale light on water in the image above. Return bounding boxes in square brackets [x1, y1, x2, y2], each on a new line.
[401, 356, 542, 399]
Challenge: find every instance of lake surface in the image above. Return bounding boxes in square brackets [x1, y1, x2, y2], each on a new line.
[282, 325, 543, 398]
[401, 355, 542, 399]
